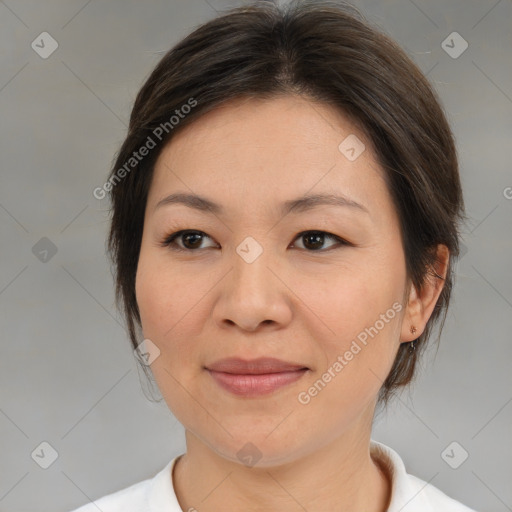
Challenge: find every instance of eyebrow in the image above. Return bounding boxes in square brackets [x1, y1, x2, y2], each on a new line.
[154, 192, 369, 216]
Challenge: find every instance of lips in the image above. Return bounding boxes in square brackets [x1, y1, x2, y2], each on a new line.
[206, 357, 309, 397]
[206, 357, 308, 374]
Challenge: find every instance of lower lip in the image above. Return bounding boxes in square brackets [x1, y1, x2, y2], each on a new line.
[207, 369, 308, 397]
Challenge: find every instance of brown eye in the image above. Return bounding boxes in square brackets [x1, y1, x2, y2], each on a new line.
[161, 229, 349, 253]
[162, 230, 216, 251]
[292, 231, 348, 251]
[181, 232, 203, 249]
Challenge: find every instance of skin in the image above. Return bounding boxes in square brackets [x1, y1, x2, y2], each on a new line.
[135, 94, 449, 512]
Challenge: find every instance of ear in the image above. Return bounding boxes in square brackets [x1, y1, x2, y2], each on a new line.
[400, 244, 450, 343]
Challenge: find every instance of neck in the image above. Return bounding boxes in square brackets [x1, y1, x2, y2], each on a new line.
[173, 422, 391, 511]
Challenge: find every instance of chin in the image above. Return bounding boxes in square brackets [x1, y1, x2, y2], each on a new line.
[194, 424, 315, 469]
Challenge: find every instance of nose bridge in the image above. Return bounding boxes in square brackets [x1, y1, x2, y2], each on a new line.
[231, 235, 274, 300]
[213, 234, 291, 330]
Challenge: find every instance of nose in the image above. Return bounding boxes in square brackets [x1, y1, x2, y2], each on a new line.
[212, 243, 293, 332]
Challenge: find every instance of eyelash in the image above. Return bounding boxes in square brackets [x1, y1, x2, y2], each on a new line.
[160, 229, 352, 253]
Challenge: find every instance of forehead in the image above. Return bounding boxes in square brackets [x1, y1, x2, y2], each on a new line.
[149, 95, 390, 216]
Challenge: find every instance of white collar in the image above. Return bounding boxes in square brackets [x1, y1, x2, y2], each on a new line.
[370, 440, 475, 511]
[146, 440, 475, 511]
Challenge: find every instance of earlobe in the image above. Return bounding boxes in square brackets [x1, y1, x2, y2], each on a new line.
[400, 244, 450, 342]
[400, 282, 421, 342]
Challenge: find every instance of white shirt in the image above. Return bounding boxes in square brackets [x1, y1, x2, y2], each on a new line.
[69, 440, 477, 511]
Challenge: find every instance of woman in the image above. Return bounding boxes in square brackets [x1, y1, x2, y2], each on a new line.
[73, 1, 477, 510]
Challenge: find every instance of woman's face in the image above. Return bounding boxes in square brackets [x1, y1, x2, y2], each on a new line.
[136, 95, 410, 466]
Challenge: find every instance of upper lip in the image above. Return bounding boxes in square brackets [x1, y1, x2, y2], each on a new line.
[206, 357, 308, 374]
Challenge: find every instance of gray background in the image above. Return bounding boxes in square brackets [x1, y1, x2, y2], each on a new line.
[0, 0, 511, 511]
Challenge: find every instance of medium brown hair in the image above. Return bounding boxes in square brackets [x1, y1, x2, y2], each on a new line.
[106, 0, 465, 405]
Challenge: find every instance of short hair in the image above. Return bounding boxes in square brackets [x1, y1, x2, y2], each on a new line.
[106, 0, 466, 406]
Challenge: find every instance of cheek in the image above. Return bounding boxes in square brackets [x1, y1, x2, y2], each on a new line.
[135, 249, 214, 369]
[135, 262, 169, 335]
[291, 259, 401, 343]
[136, 242, 192, 329]
[135, 249, 187, 349]
[296, 288, 401, 424]
[290, 252, 405, 392]
[135, 254, 200, 412]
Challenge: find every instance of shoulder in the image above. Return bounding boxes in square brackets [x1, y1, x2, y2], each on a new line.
[68, 477, 151, 512]
[67, 457, 180, 512]
[370, 440, 478, 512]
[406, 473, 478, 511]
